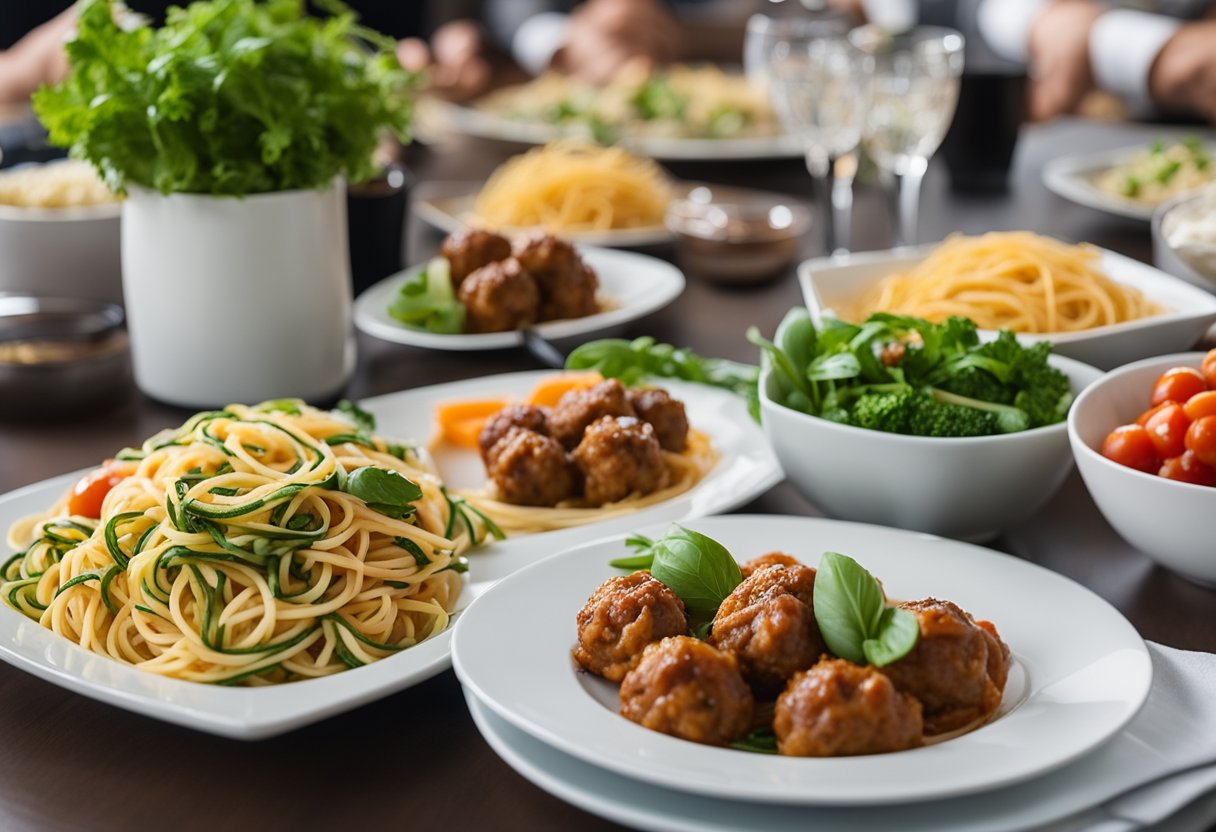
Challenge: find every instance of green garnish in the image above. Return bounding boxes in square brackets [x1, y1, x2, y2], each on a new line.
[388, 257, 466, 334]
[342, 467, 423, 520]
[1120, 176, 1141, 197]
[632, 76, 687, 121]
[34, 0, 417, 196]
[335, 399, 376, 433]
[730, 728, 778, 754]
[617, 527, 743, 615]
[812, 552, 918, 667]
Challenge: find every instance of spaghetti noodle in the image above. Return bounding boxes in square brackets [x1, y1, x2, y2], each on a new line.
[1, 401, 480, 685]
[841, 232, 1162, 334]
[472, 141, 672, 233]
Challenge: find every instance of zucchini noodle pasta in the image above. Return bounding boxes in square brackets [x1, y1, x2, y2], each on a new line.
[472, 141, 672, 232]
[842, 232, 1163, 334]
[463, 429, 718, 534]
[1, 401, 489, 685]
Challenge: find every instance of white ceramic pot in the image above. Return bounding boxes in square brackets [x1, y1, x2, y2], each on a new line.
[122, 183, 354, 408]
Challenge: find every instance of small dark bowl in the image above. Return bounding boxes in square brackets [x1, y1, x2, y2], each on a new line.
[0, 294, 132, 419]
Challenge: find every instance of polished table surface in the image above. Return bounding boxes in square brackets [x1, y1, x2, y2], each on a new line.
[1, 118, 1214, 832]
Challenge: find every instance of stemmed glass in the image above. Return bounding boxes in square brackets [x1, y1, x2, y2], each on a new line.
[853, 26, 965, 247]
[748, 16, 872, 255]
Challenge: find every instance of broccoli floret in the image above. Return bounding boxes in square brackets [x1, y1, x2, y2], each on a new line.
[936, 366, 1015, 405]
[851, 390, 917, 434]
[1004, 340, 1073, 427]
[908, 394, 1000, 437]
[819, 406, 852, 425]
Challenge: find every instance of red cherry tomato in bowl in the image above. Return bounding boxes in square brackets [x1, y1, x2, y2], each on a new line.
[1151, 367, 1207, 407]
[1203, 349, 1216, 389]
[1144, 403, 1191, 459]
[1183, 390, 1216, 421]
[1159, 451, 1216, 487]
[1185, 416, 1216, 467]
[67, 462, 132, 519]
[1101, 424, 1160, 473]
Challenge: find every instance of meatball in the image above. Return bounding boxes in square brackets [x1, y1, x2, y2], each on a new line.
[548, 378, 636, 449]
[709, 564, 825, 693]
[627, 387, 690, 452]
[619, 636, 754, 746]
[774, 659, 924, 757]
[512, 233, 599, 321]
[442, 228, 511, 286]
[739, 552, 801, 579]
[881, 598, 1011, 735]
[573, 572, 688, 682]
[486, 428, 577, 507]
[571, 416, 666, 506]
[457, 259, 540, 333]
[478, 403, 549, 466]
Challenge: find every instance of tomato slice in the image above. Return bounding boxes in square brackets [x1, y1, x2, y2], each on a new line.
[1159, 451, 1216, 487]
[1144, 403, 1191, 459]
[1185, 416, 1216, 467]
[1101, 424, 1160, 473]
[67, 462, 132, 519]
[1151, 367, 1207, 406]
[1203, 349, 1216, 390]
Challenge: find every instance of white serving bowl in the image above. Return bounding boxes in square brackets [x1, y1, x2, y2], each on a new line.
[1068, 352, 1216, 587]
[760, 355, 1104, 540]
[1152, 187, 1216, 294]
[0, 162, 123, 306]
[799, 245, 1216, 370]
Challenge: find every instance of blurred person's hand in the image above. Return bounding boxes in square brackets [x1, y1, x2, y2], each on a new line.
[550, 0, 683, 85]
[0, 8, 75, 106]
[397, 21, 492, 103]
[1150, 21, 1216, 121]
[1025, 0, 1105, 121]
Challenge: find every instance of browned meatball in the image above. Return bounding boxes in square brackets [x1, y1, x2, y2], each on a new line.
[573, 572, 688, 682]
[512, 234, 600, 321]
[774, 659, 924, 757]
[478, 403, 549, 465]
[739, 552, 801, 579]
[487, 428, 577, 507]
[442, 228, 511, 286]
[457, 259, 540, 333]
[571, 416, 666, 506]
[548, 378, 636, 449]
[619, 636, 754, 746]
[881, 598, 1011, 735]
[710, 564, 825, 693]
[627, 387, 690, 452]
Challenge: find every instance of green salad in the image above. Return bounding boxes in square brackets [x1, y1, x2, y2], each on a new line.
[34, 0, 416, 196]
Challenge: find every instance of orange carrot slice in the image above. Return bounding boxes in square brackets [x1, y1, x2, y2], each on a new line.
[435, 398, 511, 448]
[525, 371, 604, 408]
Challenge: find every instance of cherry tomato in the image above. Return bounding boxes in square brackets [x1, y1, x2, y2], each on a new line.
[1136, 401, 1173, 427]
[1184, 390, 1216, 421]
[1151, 367, 1207, 406]
[1144, 403, 1191, 459]
[67, 462, 131, 519]
[1101, 424, 1160, 473]
[1159, 452, 1216, 487]
[1203, 349, 1216, 390]
[1185, 416, 1216, 467]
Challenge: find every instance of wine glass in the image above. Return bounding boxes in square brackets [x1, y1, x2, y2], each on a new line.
[854, 25, 965, 247]
[749, 16, 871, 255]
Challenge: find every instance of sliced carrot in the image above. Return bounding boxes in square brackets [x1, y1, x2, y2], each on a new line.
[525, 371, 604, 408]
[435, 398, 511, 448]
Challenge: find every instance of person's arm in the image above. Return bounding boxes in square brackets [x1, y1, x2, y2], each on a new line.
[1149, 20, 1216, 120]
[0, 7, 76, 106]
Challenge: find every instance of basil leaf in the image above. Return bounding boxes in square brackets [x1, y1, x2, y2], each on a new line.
[812, 551, 887, 664]
[862, 606, 920, 667]
[343, 467, 423, 520]
[335, 400, 376, 433]
[649, 526, 743, 614]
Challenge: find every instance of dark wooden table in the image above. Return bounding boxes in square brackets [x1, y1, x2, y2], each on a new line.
[1, 118, 1214, 832]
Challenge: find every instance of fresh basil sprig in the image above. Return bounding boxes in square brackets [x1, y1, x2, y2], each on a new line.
[336, 399, 376, 433]
[813, 552, 918, 667]
[611, 526, 743, 614]
[343, 467, 423, 520]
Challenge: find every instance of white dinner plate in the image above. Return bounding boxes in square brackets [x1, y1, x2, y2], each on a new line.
[412, 181, 674, 249]
[798, 244, 1216, 370]
[353, 246, 685, 350]
[1042, 144, 1216, 222]
[452, 514, 1151, 807]
[0, 377, 779, 738]
[416, 99, 805, 162]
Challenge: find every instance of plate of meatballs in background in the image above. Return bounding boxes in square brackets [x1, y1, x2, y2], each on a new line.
[361, 372, 782, 585]
[353, 229, 685, 350]
[451, 514, 1152, 806]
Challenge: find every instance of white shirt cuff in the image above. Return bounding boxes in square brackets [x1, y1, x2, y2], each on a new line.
[976, 0, 1049, 64]
[1089, 9, 1181, 112]
[511, 13, 570, 77]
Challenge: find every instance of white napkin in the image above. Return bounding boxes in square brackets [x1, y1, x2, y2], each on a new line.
[1032, 643, 1216, 832]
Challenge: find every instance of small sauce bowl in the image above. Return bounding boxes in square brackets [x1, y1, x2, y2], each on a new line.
[666, 186, 811, 286]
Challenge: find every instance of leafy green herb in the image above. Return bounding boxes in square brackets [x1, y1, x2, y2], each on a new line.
[1120, 176, 1141, 198]
[812, 552, 917, 667]
[730, 728, 778, 754]
[707, 105, 747, 137]
[632, 76, 687, 121]
[621, 526, 743, 614]
[342, 467, 423, 520]
[388, 258, 466, 334]
[1157, 160, 1182, 184]
[257, 399, 303, 416]
[34, 0, 417, 196]
[335, 399, 376, 433]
